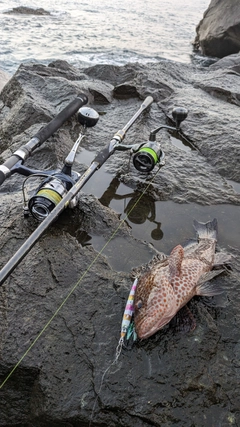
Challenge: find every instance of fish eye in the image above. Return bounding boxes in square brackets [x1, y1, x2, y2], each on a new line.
[136, 300, 142, 309]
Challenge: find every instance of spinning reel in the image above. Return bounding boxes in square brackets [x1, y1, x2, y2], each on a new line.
[26, 105, 189, 221]
[23, 107, 99, 221]
[22, 105, 188, 220]
[131, 107, 188, 173]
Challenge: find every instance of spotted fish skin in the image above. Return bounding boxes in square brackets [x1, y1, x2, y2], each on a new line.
[134, 219, 230, 339]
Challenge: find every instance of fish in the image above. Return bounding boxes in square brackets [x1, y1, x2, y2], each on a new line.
[133, 218, 231, 339]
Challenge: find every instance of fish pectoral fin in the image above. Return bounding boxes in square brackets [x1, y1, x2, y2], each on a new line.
[213, 252, 231, 267]
[170, 305, 196, 333]
[169, 245, 184, 281]
[195, 270, 225, 296]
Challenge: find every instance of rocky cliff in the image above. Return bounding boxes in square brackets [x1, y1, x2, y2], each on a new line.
[194, 0, 240, 58]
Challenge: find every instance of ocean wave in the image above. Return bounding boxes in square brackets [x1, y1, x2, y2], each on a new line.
[0, 0, 209, 73]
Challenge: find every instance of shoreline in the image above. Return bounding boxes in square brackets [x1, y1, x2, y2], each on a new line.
[0, 68, 10, 92]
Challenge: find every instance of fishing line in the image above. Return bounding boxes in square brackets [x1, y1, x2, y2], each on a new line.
[89, 338, 123, 427]
[89, 167, 161, 426]
[0, 167, 160, 391]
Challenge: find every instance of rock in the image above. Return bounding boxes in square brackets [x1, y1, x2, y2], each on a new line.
[0, 60, 240, 427]
[209, 52, 240, 71]
[0, 69, 10, 93]
[194, 0, 240, 58]
[4, 6, 51, 16]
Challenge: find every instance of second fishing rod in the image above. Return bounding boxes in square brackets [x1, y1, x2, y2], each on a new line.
[0, 95, 188, 286]
[0, 96, 154, 285]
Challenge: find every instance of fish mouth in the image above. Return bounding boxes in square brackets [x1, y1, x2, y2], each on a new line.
[136, 319, 165, 340]
[137, 327, 159, 340]
[136, 314, 175, 339]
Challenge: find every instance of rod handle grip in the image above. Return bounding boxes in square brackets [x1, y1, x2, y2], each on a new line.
[33, 93, 88, 144]
[141, 96, 154, 109]
[0, 170, 5, 185]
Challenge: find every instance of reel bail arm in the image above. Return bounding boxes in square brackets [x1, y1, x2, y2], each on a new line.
[62, 106, 100, 176]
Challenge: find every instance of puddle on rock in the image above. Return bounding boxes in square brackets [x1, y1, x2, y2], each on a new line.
[226, 179, 240, 194]
[90, 199, 240, 272]
[90, 235, 155, 272]
[170, 135, 196, 152]
[73, 147, 240, 272]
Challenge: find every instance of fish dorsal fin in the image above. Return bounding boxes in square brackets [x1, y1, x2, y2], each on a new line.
[169, 245, 184, 281]
[131, 252, 167, 279]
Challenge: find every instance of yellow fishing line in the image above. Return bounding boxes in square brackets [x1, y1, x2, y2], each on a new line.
[0, 169, 159, 389]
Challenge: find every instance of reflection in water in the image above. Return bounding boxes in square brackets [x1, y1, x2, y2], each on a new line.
[59, 144, 240, 271]
[99, 176, 163, 241]
[56, 167, 240, 272]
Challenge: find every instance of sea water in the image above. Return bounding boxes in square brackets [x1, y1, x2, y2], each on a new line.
[0, 0, 209, 73]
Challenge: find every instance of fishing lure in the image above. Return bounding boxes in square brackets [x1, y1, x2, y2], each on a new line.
[119, 277, 138, 347]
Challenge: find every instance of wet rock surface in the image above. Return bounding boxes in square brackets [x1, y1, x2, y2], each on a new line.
[194, 0, 240, 58]
[0, 60, 240, 426]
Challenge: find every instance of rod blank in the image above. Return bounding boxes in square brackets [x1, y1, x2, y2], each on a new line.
[0, 96, 154, 286]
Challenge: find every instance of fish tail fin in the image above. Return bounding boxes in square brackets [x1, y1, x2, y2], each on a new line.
[193, 218, 218, 241]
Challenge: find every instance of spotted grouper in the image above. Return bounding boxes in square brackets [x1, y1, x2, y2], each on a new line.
[133, 218, 230, 339]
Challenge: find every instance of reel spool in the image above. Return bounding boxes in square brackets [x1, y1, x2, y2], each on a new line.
[28, 175, 74, 221]
[132, 106, 188, 173]
[132, 141, 163, 173]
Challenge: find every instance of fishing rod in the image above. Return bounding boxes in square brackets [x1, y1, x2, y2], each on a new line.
[0, 96, 188, 286]
[0, 93, 88, 185]
[0, 96, 152, 284]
